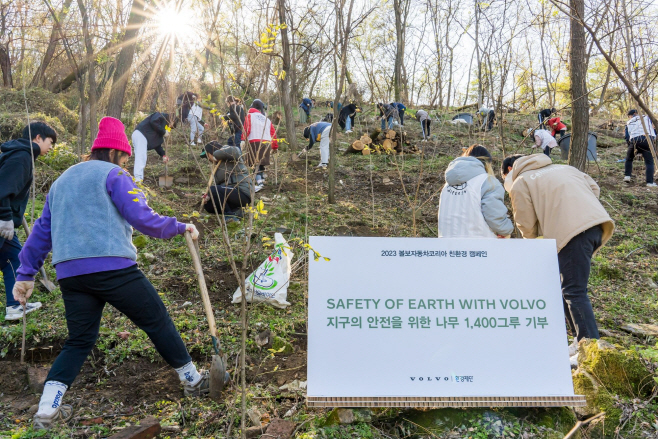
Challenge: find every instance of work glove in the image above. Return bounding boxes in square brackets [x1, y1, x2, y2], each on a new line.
[186, 223, 199, 240]
[0, 220, 14, 240]
[162, 155, 170, 163]
[13, 281, 34, 306]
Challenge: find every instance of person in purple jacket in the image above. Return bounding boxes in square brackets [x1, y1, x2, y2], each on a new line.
[12, 117, 221, 430]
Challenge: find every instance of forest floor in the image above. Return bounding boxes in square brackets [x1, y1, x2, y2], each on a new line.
[0, 97, 657, 439]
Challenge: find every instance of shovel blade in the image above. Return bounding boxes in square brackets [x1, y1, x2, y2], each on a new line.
[209, 354, 227, 399]
[39, 278, 56, 293]
[158, 176, 174, 188]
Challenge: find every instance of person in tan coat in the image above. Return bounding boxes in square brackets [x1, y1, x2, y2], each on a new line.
[501, 154, 614, 347]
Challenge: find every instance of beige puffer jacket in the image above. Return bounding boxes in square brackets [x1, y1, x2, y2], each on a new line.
[509, 154, 614, 253]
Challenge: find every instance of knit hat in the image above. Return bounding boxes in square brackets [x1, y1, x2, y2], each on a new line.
[91, 117, 132, 156]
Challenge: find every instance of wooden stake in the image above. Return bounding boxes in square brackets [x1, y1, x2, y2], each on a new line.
[200, 160, 222, 211]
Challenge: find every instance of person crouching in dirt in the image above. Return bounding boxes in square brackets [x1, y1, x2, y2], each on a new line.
[501, 153, 614, 366]
[201, 139, 254, 222]
[132, 112, 176, 182]
[538, 107, 555, 128]
[300, 121, 332, 169]
[531, 128, 558, 157]
[299, 97, 313, 124]
[1, 122, 56, 321]
[225, 95, 246, 149]
[378, 103, 397, 130]
[547, 115, 567, 140]
[391, 102, 406, 125]
[416, 110, 431, 140]
[242, 99, 278, 192]
[438, 145, 513, 239]
[13, 117, 220, 430]
[478, 107, 496, 131]
[338, 103, 360, 134]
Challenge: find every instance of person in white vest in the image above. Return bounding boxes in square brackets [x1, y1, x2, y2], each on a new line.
[531, 128, 558, 156]
[624, 109, 656, 187]
[242, 99, 278, 191]
[437, 145, 514, 238]
[188, 96, 208, 146]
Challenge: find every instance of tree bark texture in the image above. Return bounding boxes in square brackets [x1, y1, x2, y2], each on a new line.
[31, 0, 74, 87]
[568, 0, 589, 171]
[78, 0, 97, 141]
[277, 0, 298, 153]
[106, 0, 147, 119]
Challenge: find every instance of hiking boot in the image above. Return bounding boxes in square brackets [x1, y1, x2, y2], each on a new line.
[33, 405, 73, 430]
[5, 302, 42, 321]
[623, 176, 631, 183]
[184, 370, 209, 396]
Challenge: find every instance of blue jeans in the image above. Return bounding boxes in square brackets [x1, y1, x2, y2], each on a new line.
[0, 235, 21, 307]
[381, 117, 393, 130]
[233, 131, 242, 149]
[345, 116, 352, 131]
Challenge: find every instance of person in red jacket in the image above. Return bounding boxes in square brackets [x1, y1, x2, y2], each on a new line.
[242, 99, 278, 192]
[547, 117, 567, 139]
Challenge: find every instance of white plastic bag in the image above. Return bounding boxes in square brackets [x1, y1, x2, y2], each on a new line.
[232, 233, 292, 309]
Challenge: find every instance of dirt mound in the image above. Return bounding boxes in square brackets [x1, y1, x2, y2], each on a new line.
[0, 88, 78, 134]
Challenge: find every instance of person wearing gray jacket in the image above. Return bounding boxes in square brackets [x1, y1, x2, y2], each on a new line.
[438, 145, 514, 238]
[202, 139, 254, 220]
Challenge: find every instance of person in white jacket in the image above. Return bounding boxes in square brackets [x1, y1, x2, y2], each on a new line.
[438, 145, 514, 238]
[531, 129, 558, 156]
[624, 109, 656, 187]
[188, 97, 208, 146]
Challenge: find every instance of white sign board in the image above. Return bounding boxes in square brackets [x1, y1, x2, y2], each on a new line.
[307, 237, 585, 408]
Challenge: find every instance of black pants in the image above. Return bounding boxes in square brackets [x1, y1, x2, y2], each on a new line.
[204, 185, 251, 216]
[625, 137, 655, 183]
[47, 266, 191, 387]
[558, 225, 602, 341]
[421, 120, 431, 138]
[399, 111, 405, 126]
[544, 146, 552, 156]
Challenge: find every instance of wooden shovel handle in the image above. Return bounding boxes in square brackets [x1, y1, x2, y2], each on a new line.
[185, 232, 217, 338]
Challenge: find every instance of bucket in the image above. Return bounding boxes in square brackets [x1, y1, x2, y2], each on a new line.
[452, 113, 474, 125]
[558, 132, 597, 161]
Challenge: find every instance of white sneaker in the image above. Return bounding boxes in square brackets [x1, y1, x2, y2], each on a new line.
[5, 302, 42, 321]
[345, 130, 353, 134]
[570, 353, 579, 369]
[316, 163, 328, 169]
[623, 176, 631, 183]
[647, 183, 657, 187]
[190, 141, 196, 146]
[254, 184, 264, 193]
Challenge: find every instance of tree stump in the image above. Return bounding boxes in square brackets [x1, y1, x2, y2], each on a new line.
[382, 139, 394, 151]
[360, 135, 372, 145]
[347, 140, 365, 153]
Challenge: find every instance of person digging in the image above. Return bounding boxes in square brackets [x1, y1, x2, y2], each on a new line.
[13, 117, 228, 430]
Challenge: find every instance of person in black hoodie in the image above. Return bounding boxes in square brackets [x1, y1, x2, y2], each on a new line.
[338, 103, 360, 133]
[224, 95, 246, 148]
[0, 122, 56, 321]
[131, 112, 175, 182]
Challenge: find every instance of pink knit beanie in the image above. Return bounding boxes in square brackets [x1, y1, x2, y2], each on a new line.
[91, 117, 132, 156]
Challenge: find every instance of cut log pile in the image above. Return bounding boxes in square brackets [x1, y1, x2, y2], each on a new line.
[346, 128, 422, 156]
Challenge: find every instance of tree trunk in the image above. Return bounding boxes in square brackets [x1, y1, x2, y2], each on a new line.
[31, 0, 74, 87]
[106, 0, 147, 119]
[0, 44, 12, 87]
[392, 0, 408, 102]
[78, 0, 97, 141]
[277, 0, 298, 153]
[568, 0, 589, 171]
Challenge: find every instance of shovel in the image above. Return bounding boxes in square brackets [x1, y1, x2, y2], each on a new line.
[184, 231, 227, 398]
[21, 218, 56, 292]
[159, 162, 173, 188]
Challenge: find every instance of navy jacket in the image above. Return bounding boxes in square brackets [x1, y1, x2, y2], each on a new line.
[0, 138, 40, 245]
[135, 112, 170, 157]
[307, 122, 332, 150]
[299, 98, 313, 116]
[391, 102, 406, 112]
